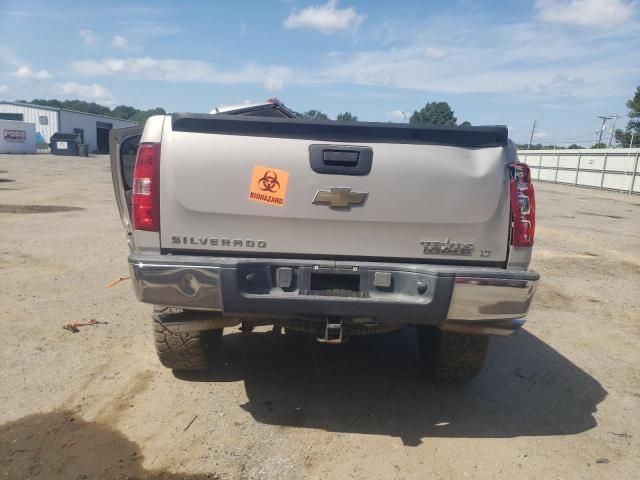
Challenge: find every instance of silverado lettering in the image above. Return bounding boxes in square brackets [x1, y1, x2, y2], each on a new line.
[171, 236, 267, 248]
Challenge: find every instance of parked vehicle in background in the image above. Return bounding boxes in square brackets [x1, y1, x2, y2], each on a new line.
[110, 99, 538, 382]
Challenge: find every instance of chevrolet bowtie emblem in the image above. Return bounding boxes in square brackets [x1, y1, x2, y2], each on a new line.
[312, 187, 368, 208]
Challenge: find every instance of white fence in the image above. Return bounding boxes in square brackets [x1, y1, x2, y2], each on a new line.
[518, 148, 640, 195]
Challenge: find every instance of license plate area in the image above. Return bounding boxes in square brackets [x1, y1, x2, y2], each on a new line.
[306, 272, 364, 298]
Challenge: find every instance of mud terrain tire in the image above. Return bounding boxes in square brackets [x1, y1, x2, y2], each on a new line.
[153, 309, 223, 371]
[416, 326, 488, 382]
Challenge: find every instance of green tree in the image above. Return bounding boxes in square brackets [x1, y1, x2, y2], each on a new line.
[516, 143, 565, 150]
[129, 108, 166, 123]
[409, 101, 457, 126]
[614, 86, 640, 147]
[614, 129, 632, 147]
[626, 85, 640, 132]
[591, 142, 607, 149]
[62, 100, 111, 116]
[459, 121, 472, 127]
[19, 99, 166, 124]
[300, 110, 330, 121]
[27, 99, 110, 116]
[111, 105, 138, 120]
[567, 144, 583, 149]
[29, 98, 63, 109]
[336, 111, 358, 122]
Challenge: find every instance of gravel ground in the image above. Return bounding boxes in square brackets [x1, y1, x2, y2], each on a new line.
[1, 153, 639, 480]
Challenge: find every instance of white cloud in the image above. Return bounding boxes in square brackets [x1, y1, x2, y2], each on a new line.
[0, 46, 22, 67]
[263, 67, 290, 91]
[283, 0, 364, 33]
[0, 84, 8, 96]
[389, 110, 408, 121]
[306, 13, 636, 97]
[14, 66, 52, 80]
[117, 20, 180, 38]
[535, 0, 636, 29]
[316, 45, 539, 93]
[264, 77, 284, 91]
[67, 9, 637, 101]
[79, 29, 97, 45]
[59, 82, 115, 105]
[112, 35, 128, 48]
[522, 74, 586, 96]
[71, 57, 292, 91]
[423, 47, 446, 60]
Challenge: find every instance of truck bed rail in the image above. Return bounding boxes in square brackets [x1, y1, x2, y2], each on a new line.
[171, 113, 508, 148]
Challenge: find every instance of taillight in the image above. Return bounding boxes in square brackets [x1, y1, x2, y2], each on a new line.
[132, 143, 160, 231]
[508, 162, 535, 247]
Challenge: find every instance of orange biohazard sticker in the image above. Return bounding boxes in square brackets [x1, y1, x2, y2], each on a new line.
[248, 164, 289, 207]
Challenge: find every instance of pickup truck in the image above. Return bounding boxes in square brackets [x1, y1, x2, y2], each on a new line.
[110, 100, 538, 382]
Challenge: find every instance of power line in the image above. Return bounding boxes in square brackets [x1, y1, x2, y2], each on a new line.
[597, 115, 613, 147]
[607, 114, 619, 147]
[545, 138, 599, 145]
[527, 120, 536, 150]
[548, 133, 600, 142]
[527, 130, 599, 145]
[541, 131, 600, 140]
[536, 127, 607, 134]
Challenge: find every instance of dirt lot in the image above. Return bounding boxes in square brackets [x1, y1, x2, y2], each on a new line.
[1, 153, 639, 479]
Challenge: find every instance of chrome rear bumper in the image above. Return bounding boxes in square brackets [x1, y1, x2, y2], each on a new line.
[128, 254, 538, 329]
[447, 277, 537, 321]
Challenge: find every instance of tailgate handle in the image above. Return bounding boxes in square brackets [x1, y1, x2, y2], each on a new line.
[323, 150, 359, 166]
[309, 144, 373, 176]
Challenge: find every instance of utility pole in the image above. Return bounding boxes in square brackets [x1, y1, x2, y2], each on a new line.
[630, 131, 635, 149]
[597, 115, 613, 148]
[527, 120, 537, 150]
[607, 114, 619, 148]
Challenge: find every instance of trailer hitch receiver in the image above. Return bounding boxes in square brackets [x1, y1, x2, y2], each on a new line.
[318, 318, 343, 344]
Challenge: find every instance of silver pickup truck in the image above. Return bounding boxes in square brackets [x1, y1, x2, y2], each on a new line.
[110, 100, 538, 382]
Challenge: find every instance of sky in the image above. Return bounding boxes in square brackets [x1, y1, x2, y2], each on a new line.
[0, 0, 639, 145]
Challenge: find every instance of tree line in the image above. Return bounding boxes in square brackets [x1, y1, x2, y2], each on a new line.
[614, 86, 640, 147]
[20, 87, 639, 148]
[299, 101, 468, 126]
[16, 99, 166, 124]
[515, 143, 586, 150]
[305, 87, 640, 150]
[297, 110, 359, 122]
[16, 98, 461, 127]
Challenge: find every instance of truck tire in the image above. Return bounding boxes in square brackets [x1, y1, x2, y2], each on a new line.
[416, 326, 488, 382]
[152, 309, 223, 371]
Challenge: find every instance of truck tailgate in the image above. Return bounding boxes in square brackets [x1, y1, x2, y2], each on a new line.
[160, 115, 511, 264]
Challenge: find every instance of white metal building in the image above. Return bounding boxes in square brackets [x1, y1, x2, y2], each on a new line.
[0, 102, 139, 153]
[0, 119, 36, 154]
